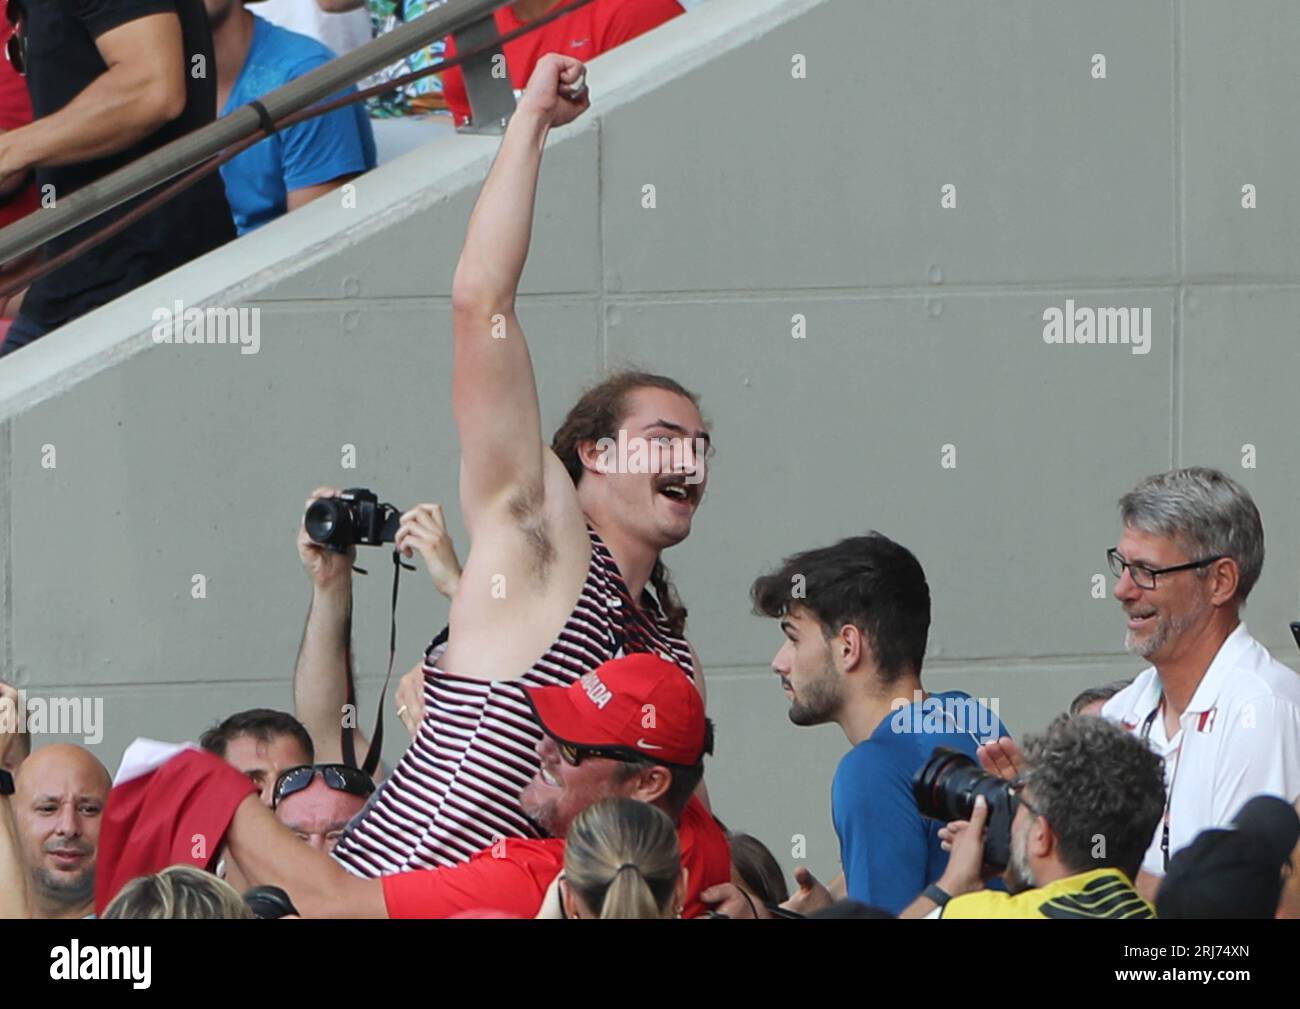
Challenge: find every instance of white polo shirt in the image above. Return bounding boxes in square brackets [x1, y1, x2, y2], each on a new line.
[1101, 622, 1300, 877]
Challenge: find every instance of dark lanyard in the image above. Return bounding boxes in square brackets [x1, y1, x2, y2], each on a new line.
[341, 550, 414, 777]
[1140, 697, 1182, 872]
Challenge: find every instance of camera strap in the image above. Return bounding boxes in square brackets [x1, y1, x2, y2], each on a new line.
[341, 549, 414, 777]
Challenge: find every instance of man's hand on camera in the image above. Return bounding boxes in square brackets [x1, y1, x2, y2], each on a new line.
[299, 487, 356, 590]
[936, 794, 989, 897]
[976, 736, 1023, 782]
[395, 504, 462, 599]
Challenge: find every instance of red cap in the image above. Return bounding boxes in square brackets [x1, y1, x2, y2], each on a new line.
[523, 653, 707, 767]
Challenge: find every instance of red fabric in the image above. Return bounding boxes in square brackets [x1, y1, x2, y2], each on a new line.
[440, 0, 685, 127]
[93, 749, 258, 915]
[383, 796, 730, 918]
[0, 22, 38, 228]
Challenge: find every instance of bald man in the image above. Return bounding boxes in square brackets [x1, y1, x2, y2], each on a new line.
[12, 744, 111, 919]
[274, 772, 371, 854]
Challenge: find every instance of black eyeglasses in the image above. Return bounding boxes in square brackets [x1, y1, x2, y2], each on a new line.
[5, 0, 24, 77]
[1106, 547, 1226, 591]
[1009, 778, 1043, 818]
[272, 763, 375, 809]
[557, 741, 641, 768]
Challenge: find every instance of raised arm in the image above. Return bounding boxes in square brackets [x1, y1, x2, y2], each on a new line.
[449, 55, 590, 524]
[0, 683, 29, 918]
[0, 794, 27, 918]
[293, 487, 368, 766]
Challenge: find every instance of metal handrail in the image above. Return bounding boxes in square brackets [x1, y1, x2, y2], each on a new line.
[0, 0, 514, 264]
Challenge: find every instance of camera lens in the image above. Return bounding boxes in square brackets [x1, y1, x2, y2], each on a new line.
[912, 745, 1016, 872]
[913, 747, 979, 822]
[305, 497, 353, 550]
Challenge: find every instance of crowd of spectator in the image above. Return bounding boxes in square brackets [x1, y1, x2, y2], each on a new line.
[0, 0, 693, 356]
[1, 55, 1299, 921]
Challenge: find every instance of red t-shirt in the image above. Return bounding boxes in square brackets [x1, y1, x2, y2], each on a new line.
[381, 796, 731, 918]
[0, 22, 38, 229]
[440, 0, 685, 127]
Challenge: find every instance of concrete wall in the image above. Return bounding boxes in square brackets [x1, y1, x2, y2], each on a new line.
[4, 0, 1300, 884]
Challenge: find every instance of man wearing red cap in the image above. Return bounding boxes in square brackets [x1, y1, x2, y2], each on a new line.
[95, 654, 730, 918]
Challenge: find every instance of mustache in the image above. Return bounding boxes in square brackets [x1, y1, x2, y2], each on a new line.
[43, 839, 92, 856]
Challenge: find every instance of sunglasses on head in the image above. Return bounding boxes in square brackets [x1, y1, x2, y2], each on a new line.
[5, 0, 24, 76]
[272, 763, 375, 809]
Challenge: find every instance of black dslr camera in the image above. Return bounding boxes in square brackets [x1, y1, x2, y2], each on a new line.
[304, 488, 401, 552]
[912, 746, 1019, 872]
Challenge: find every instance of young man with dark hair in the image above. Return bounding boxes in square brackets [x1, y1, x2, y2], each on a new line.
[199, 708, 314, 806]
[752, 532, 1007, 916]
[903, 715, 1164, 918]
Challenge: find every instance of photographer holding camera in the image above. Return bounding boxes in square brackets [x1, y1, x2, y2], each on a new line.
[292, 486, 463, 772]
[902, 715, 1165, 919]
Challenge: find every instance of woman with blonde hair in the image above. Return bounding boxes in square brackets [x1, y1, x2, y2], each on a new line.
[555, 797, 687, 920]
[103, 864, 256, 920]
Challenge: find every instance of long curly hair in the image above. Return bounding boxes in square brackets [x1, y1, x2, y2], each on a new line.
[550, 370, 700, 637]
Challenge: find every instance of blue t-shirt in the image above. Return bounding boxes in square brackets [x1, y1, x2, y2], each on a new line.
[832, 690, 1010, 915]
[220, 16, 377, 235]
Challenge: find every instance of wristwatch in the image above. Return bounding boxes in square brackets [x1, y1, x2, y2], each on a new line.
[0, 768, 14, 796]
[921, 883, 952, 908]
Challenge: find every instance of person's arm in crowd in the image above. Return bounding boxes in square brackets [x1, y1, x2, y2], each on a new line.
[0, 15, 186, 183]
[0, 682, 29, 917]
[0, 793, 27, 918]
[900, 797, 989, 919]
[286, 175, 360, 212]
[389, 504, 463, 736]
[449, 54, 589, 528]
[295, 492, 463, 758]
[224, 794, 387, 918]
[278, 61, 375, 213]
[293, 487, 368, 766]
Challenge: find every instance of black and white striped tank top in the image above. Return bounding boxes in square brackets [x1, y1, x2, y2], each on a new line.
[330, 525, 694, 876]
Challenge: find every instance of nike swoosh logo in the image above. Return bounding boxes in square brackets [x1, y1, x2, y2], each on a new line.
[571, 39, 591, 47]
[637, 739, 663, 750]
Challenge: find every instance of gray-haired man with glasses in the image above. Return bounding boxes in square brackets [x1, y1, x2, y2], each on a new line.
[1100, 467, 1300, 902]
